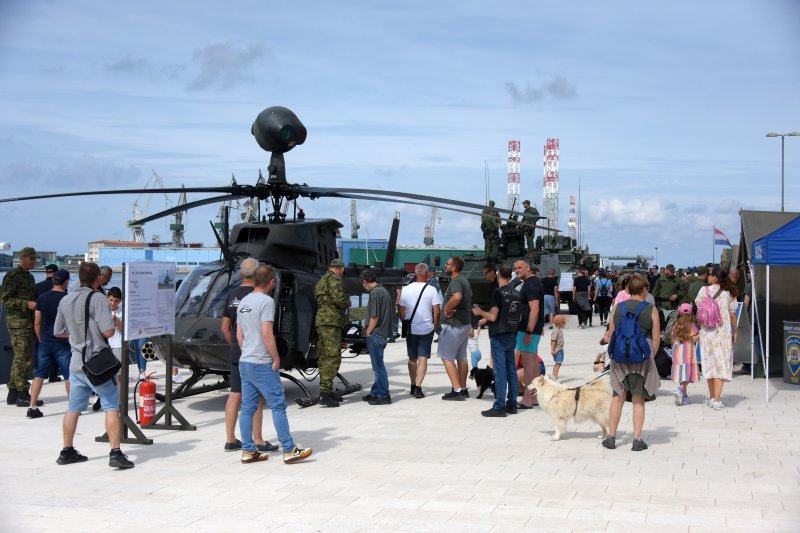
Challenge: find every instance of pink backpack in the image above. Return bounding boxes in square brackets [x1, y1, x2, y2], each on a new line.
[697, 286, 723, 328]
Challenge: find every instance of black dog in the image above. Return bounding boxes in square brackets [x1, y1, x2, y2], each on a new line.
[469, 366, 495, 399]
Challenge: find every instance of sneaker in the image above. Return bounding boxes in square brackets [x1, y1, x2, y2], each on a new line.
[601, 436, 616, 450]
[712, 400, 725, 411]
[516, 403, 534, 410]
[413, 387, 425, 399]
[481, 408, 507, 418]
[172, 371, 187, 384]
[706, 398, 714, 407]
[92, 397, 102, 412]
[138, 372, 146, 382]
[256, 441, 279, 453]
[367, 396, 392, 405]
[674, 387, 683, 406]
[409, 385, 417, 395]
[224, 439, 243, 452]
[505, 405, 518, 415]
[283, 445, 313, 464]
[241, 450, 269, 464]
[362, 394, 376, 402]
[318, 392, 339, 408]
[27, 407, 43, 419]
[682, 394, 690, 405]
[109, 452, 135, 469]
[56, 448, 88, 465]
[458, 389, 470, 399]
[631, 439, 649, 451]
[442, 389, 465, 401]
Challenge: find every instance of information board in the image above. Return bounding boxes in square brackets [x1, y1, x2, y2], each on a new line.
[557, 272, 574, 292]
[123, 261, 177, 341]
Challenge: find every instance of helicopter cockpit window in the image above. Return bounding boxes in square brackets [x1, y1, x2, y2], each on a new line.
[201, 271, 241, 318]
[176, 266, 218, 318]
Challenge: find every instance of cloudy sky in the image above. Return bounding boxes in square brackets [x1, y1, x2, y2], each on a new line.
[1, 1, 798, 267]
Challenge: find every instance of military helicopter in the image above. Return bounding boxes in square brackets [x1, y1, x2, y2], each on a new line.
[1, 106, 557, 406]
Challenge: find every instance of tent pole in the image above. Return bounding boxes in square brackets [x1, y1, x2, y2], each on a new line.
[766, 265, 770, 403]
[748, 261, 755, 381]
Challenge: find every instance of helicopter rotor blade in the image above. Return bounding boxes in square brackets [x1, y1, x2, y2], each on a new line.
[0, 186, 238, 204]
[331, 192, 559, 232]
[135, 194, 244, 225]
[305, 186, 538, 220]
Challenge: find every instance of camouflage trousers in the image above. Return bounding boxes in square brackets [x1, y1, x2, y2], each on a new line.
[525, 233, 534, 255]
[7, 327, 33, 391]
[484, 234, 500, 259]
[317, 325, 342, 394]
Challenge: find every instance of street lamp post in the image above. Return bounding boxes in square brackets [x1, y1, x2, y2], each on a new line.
[654, 247, 658, 267]
[766, 132, 800, 212]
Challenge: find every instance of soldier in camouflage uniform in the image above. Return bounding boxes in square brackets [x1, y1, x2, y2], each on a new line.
[315, 258, 349, 407]
[521, 199, 540, 256]
[652, 263, 683, 311]
[481, 201, 501, 261]
[1, 247, 38, 406]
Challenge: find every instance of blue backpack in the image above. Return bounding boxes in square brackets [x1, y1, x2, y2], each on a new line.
[609, 301, 651, 364]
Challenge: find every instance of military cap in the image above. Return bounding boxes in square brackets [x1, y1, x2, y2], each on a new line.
[53, 269, 70, 283]
[666, 264, 675, 271]
[18, 247, 38, 258]
[45, 264, 58, 273]
[523, 199, 530, 205]
[488, 200, 495, 206]
[329, 258, 344, 268]
[696, 266, 709, 275]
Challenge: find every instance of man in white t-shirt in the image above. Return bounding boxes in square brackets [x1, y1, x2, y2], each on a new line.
[236, 265, 313, 465]
[399, 263, 441, 399]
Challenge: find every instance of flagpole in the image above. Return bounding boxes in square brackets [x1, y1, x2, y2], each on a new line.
[712, 225, 715, 264]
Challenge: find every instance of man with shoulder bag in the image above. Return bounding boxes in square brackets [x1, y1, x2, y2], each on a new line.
[53, 262, 134, 469]
[399, 263, 441, 398]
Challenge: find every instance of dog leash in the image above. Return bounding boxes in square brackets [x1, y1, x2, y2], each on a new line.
[566, 370, 609, 415]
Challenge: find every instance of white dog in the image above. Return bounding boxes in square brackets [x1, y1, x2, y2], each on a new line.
[527, 374, 612, 441]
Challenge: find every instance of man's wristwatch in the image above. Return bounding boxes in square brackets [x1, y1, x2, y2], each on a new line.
[525, 330, 533, 334]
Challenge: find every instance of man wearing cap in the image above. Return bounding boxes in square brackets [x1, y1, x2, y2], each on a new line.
[652, 264, 683, 311]
[27, 269, 72, 418]
[314, 258, 350, 407]
[521, 200, 540, 256]
[1, 247, 39, 407]
[481, 201, 501, 261]
[34, 264, 63, 383]
[687, 266, 709, 306]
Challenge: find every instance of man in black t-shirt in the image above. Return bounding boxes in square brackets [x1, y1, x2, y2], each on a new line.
[220, 258, 277, 453]
[572, 269, 593, 328]
[514, 259, 544, 408]
[472, 264, 521, 417]
[541, 269, 559, 329]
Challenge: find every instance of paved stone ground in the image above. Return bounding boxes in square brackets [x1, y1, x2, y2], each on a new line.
[1, 312, 799, 532]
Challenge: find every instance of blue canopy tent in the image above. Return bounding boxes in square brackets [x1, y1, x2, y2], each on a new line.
[751, 215, 800, 402]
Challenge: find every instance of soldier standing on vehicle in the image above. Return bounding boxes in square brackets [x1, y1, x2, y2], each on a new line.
[315, 258, 350, 408]
[652, 263, 683, 311]
[521, 200, 539, 256]
[481, 201, 500, 261]
[1, 247, 39, 407]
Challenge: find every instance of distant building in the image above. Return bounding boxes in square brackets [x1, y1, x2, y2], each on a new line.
[87, 240, 221, 273]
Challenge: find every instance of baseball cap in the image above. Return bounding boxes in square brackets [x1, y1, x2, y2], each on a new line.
[666, 264, 675, 271]
[18, 247, 38, 258]
[677, 303, 693, 315]
[523, 199, 530, 205]
[329, 258, 344, 268]
[53, 269, 70, 283]
[45, 264, 58, 273]
[697, 266, 709, 275]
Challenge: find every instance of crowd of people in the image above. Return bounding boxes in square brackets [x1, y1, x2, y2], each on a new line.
[2, 246, 744, 467]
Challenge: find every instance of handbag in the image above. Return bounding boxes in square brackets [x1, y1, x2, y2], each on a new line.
[81, 291, 121, 386]
[401, 284, 429, 338]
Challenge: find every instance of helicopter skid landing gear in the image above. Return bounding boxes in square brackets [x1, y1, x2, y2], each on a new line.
[333, 372, 362, 397]
[155, 369, 230, 402]
[280, 372, 319, 408]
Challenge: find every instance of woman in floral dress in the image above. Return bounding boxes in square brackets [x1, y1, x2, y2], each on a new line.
[694, 267, 738, 410]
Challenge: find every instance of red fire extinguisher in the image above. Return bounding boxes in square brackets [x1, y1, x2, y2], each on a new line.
[134, 373, 157, 426]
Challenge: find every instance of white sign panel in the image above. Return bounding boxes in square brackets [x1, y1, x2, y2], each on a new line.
[123, 261, 177, 341]
[557, 272, 574, 292]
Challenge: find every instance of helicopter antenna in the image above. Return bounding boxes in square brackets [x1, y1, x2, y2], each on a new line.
[209, 220, 235, 270]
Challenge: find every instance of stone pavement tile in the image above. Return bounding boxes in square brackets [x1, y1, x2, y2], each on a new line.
[610, 501, 685, 515]
[569, 509, 648, 524]
[725, 517, 800, 531]
[539, 496, 610, 511]
[646, 512, 726, 528]
[685, 504, 763, 519]
[350, 495, 427, 511]
[607, 521, 688, 533]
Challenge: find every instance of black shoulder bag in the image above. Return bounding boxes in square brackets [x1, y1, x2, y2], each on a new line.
[401, 284, 429, 338]
[81, 291, 121, 386]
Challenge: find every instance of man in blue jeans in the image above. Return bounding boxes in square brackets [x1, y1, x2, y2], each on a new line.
[237, 265, 313, 465]
[472, 264, 522, 417]
[360, 269, 393, 405]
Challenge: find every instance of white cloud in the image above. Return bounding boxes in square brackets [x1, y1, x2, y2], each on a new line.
[588, 197, 671, 226]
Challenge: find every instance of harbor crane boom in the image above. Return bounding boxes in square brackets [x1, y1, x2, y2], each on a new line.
[423, 207, 440, 246]
[350, 200, 360, 239]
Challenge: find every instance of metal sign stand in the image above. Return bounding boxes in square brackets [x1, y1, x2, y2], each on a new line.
[144, 335, 195, 431]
